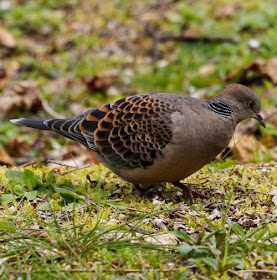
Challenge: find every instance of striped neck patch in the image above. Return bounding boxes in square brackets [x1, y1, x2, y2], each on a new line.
[208, 100, 233, 119]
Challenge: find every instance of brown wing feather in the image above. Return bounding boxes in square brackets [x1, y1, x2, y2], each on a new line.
[80, 94, 177, 168]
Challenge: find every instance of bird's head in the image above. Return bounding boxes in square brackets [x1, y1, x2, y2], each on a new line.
[218, 84, 266, 128]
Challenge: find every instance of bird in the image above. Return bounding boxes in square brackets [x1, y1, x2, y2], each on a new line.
[11, 84, 266, 199]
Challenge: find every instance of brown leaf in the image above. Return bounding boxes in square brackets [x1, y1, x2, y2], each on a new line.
[0, 63, 9, 91]
[0, 26, 16, 48]
[228, 134, 266, 162]
[263, 57, 277, 84]
[6, 139, 31, 158]
[219, 107, 277, 162]
[262, 108, 277, 127]
[214, 3, 241, 18]
[47, 143, 99, 167]
[238, 214, 260, 228]
[0, 63, 7, 79]
[0, 147, 14, 166]
[226, 57, 277, 84]
[0, 80, 42, 119]
[270, 189, 277, 206]
[81, 75, 114, 93]
[208, 208, 221, 221]
[144, 233, 177, 245]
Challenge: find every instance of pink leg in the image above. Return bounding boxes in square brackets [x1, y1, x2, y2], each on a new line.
[172, 181, 207, 200]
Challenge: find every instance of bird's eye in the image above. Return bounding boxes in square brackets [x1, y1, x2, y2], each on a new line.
[247, 101, 253, 108]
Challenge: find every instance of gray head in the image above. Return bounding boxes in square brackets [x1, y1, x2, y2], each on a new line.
[216, 84, 266, 127]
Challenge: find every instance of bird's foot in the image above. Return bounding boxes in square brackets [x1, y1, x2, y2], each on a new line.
[173, 181, 207, 200]
[134, 182, 206, 201]
[134, 183, 166, 198]
[134, 184, 146, 197]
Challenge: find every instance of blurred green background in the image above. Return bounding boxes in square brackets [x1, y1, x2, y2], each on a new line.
[0, 0, 277, 165]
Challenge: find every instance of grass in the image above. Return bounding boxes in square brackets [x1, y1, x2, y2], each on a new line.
[0, 163, 276, 279]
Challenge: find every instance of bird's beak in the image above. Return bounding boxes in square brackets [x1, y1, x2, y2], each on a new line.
[255, 112, 266, 128]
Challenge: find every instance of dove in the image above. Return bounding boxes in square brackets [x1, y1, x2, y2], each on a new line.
[11, 84, 265, 199]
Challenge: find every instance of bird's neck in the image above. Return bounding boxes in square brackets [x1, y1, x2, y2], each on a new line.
[207, 98, 243, 127]
[207, 99, 233, 119]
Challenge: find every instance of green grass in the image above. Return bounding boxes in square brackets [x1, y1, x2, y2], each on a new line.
[0, 163, 276, 279]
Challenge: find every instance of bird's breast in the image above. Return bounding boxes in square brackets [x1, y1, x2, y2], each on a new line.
[112, 110, 235, 184]
[172, 110, 235, 158]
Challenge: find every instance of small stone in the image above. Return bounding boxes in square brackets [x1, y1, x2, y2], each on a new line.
[107, 86, 120, 97]
[208, 208, 221, 220]
[0, 0, 10, 11]
[256, 260, 265, 269]
[248, 39, 260, 50]
[152, 198, 164, 205]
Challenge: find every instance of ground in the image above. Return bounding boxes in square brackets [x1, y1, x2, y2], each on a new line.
[0, 163, 276, 279]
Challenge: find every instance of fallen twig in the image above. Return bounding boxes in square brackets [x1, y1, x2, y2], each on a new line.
[19, 160, 37, 167]
[47, 160, 78, 168]
[127, 207, 151, 213]
[158, 34, 238, 44]
[46, 160, 90, 175]
[59, 164, 90, 175]
[8, 268, 190, 274]
[228, 269, 244, 279]
[239, 269, 277, 275]
[145, 25, 238, 44]
[145, 25, 238, 59]
[41, 98, 65, 119]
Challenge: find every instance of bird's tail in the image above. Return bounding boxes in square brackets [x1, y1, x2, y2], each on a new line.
[11, 117, 92, 149]
[10, 118, 51, 130]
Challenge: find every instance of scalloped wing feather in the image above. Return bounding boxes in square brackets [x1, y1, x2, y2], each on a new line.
[80, 94, 177, 168]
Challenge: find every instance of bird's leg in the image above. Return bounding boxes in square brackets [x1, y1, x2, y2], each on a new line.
[133, 183, 166, 198]
[134, 184, 146, 197]
[172, 181, 207, 200]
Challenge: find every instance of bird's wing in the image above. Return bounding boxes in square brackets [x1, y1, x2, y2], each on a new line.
[79, 94, 178, 168]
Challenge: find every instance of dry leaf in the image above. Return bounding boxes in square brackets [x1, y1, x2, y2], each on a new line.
[208, 208, 221, 220]
[228, 135, 266, 162]
[37, 249, 56, 257]
[221, 106, 277, 162]
[145, 233, 177, 245]
[0, 80, 42, 119]
[82, 75, 114, 93]
[152, 218, 167, 230]
[0, 63, 9, 91]
[0, 147, 14, 166]
[270, 188, 277, 206]
[262, 108, 277, 127]
[215, 3, 241, 18]
[217, 107, 277, 162]
[226, 57, 277, 84]
[198, 64, 216, 76]
[47, 143, 99, 166]
[7, 138, 31, 158]
[0, 26, 16, 48]
[238, 215, 260, 228]
[263, 57, 277, 84]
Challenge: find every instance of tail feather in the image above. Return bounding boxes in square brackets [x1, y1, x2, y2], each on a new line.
[10, 118, 51, 130]
[10, 117, 96, 150]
